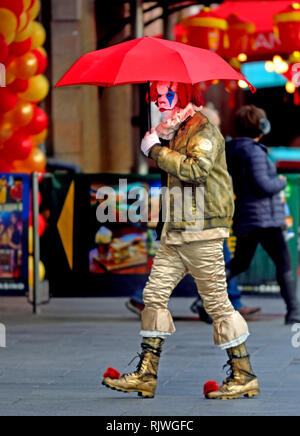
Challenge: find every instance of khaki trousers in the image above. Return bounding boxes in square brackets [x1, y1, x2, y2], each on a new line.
[141, 239, 249, 349]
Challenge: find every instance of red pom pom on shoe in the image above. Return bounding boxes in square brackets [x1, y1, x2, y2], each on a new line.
[103, 367, 121, 380]
[203, 381, 220, 396]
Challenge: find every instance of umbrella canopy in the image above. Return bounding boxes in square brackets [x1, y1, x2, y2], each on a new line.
[55, 37, 255, 92]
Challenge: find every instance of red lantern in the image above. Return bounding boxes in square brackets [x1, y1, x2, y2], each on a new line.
[181, 7, 228, 52]
[0, 33, 9, 63]
[221, 14, 255, 60]
[23, 106, 48, 135]
[0, 88, 18, 113]
[2, 133, 33, 161]
[273, 4, 300, 54]
[174, 23, 185, 43]
[281, 52, 300, 105]
[10, 38, 32, 57]
[282, 63, 296, 83]
[223, 79, 238, 109]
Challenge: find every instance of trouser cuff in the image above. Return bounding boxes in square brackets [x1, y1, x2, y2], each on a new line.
[214, 311, 249, 350]
[141, 307, 176, 335]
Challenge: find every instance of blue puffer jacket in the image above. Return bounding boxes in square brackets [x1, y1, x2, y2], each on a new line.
[226, 137, 286, 235]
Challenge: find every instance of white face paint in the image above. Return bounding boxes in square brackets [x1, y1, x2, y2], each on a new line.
[156, 82, 179, 112]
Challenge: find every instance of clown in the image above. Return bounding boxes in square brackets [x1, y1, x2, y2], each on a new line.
[156, 82, 179, 112]
[102, 81, 260, 400]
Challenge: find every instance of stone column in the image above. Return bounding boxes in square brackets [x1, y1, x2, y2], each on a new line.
[51, 0, 101, 172]
[100, 85, 133, 173]
[97, 2, 133, 174]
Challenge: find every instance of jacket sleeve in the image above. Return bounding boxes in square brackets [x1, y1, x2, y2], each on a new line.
[150, 122, 221, 185]
[247, 148, 286, 196]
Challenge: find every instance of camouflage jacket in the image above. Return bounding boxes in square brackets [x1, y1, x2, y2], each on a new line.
[150, 112, 234, 233]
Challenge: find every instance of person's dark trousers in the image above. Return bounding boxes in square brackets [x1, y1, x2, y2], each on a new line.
[226, 227, 300, 324]
[223, 241, 242, 311]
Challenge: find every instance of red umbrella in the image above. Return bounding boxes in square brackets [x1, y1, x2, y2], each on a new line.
[56, 36, 255, 90]
[56, 37, 255, 127]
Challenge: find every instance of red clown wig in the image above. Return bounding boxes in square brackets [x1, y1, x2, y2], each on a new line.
[148, 82, 204, 109]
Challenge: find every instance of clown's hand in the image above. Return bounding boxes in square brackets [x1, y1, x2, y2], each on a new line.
[141, 128, 161, 157]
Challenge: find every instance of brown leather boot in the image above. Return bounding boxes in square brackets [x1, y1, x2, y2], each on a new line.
[206, 343, 260, 400]
[102, 337, 164, 398]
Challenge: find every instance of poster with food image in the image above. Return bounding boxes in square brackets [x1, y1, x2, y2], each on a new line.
[89, 178, 161, 275]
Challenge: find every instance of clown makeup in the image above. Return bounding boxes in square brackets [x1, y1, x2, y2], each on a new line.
[156, 82, 179, 112]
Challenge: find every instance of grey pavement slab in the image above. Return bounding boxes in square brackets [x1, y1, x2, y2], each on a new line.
[0, 295, 299, 416]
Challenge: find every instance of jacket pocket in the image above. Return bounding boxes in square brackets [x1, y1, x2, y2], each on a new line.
[204, 191, 229, 219]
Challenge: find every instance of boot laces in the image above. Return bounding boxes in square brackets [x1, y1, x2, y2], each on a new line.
[125, 343, 162, 376]
[223, 360, 234, 384]
[125, 353, 143, 377]
[223, 356, 256, 385]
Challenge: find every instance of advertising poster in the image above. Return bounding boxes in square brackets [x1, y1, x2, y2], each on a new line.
[49, 173, 299, 297]
[89, 177, 161, 276]
[83, 174, 197, 297]
[0, 174, 30, 295]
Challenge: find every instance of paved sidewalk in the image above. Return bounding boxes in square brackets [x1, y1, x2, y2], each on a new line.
[0, 295, 300, 416]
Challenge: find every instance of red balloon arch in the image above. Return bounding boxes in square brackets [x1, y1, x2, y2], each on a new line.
[0, 0, 49, 174]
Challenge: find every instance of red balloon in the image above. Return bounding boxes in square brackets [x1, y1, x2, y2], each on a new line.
[3, 54, 15, 68]
[32, 49, 48, 75]
[2, 133, 33, 161]
[7, 78, 29, 93]
[10, 38, 32, 57]
[0, 33, 9, 63]
[38, 214, 46, 237]
[0, 89, 18, 113]
[0, 0, 24, 16]
[38, 171, 45, 182]
[0, 159, 13, 172]
[24, 106, 49, 135]
[28, 213, 46, 236]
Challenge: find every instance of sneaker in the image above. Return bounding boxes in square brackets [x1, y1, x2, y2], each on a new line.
[285, 309, 300, 324]
[238, 306, 261, 316]
[125, 299, 145, 317]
